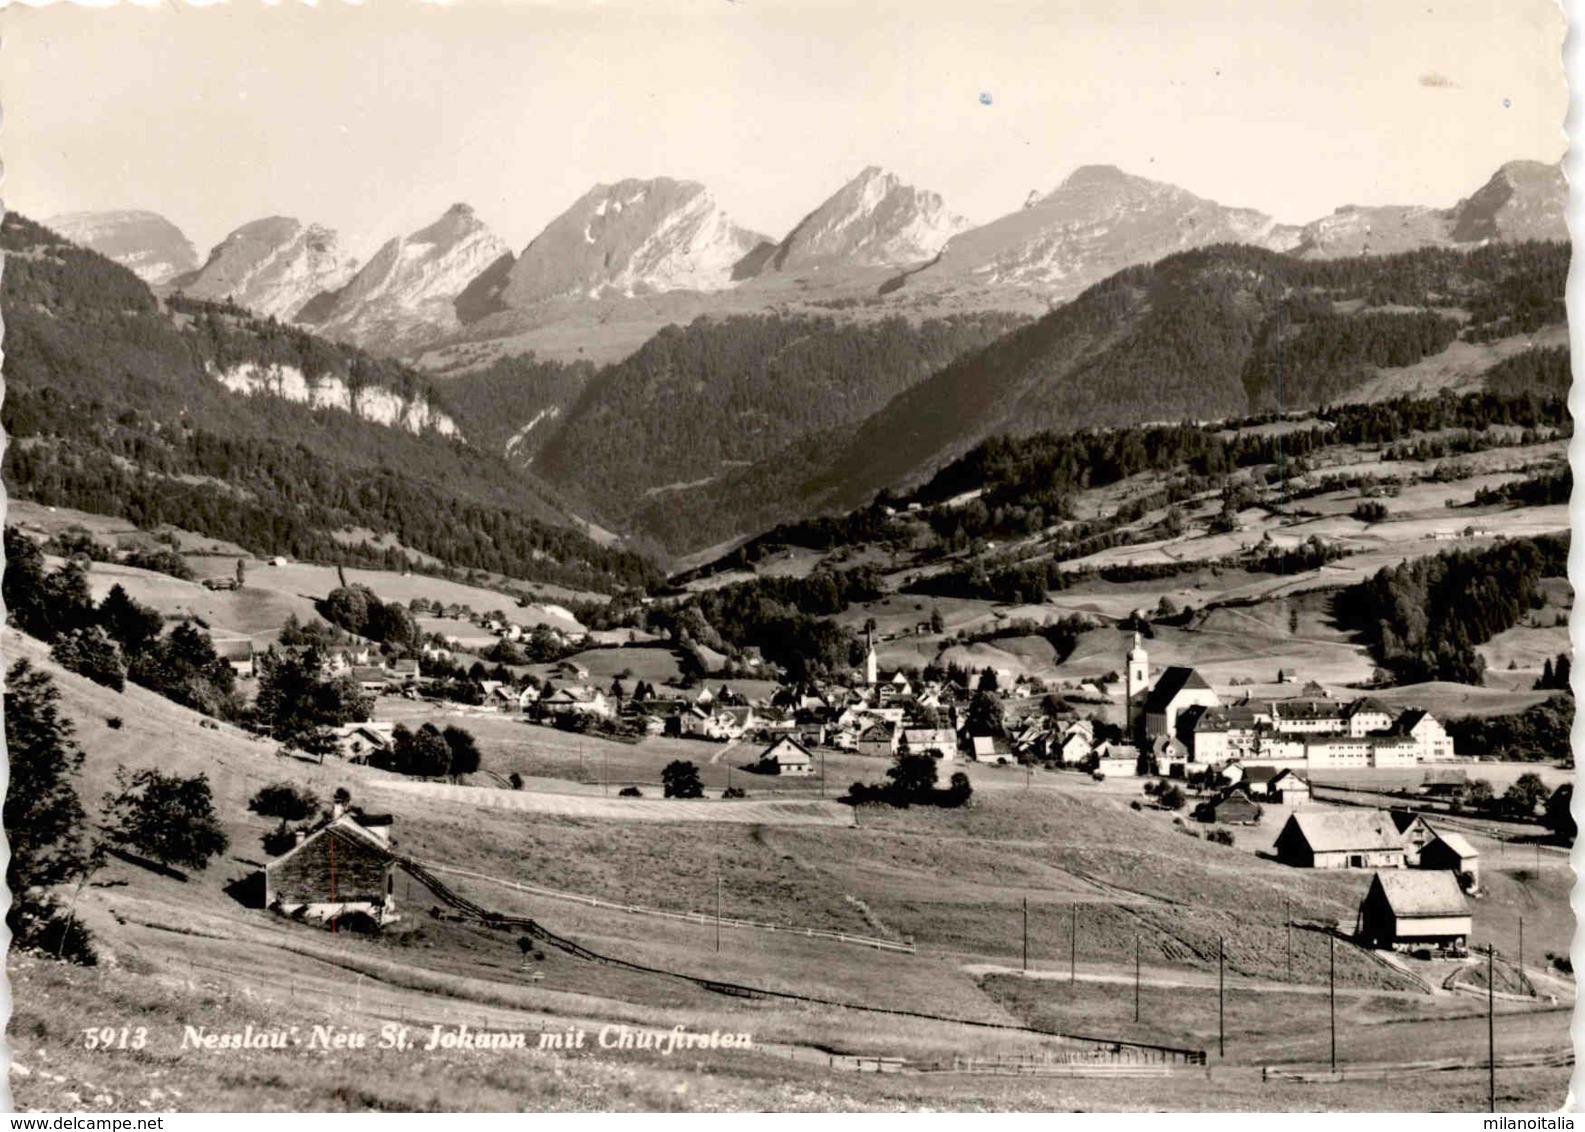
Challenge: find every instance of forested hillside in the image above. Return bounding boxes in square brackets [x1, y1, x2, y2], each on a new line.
[1335, 534, 1570, 684]
[1, 213, 659, 594]
[529, 311, 1026, 537]
[807, 241, 1568, 513]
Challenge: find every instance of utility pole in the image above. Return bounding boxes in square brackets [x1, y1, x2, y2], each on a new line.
[820, 749, 827, 798]
[1329, 934, 1337, 1073]
[1134, 931, 1141, 1023]
[1070, 907, 1078, 987]
[1286, 897, 1293, 983]
[1218, 936, 1225, 1059]
[1022, 898, 1029, 971]
[1488, 943, 1496, 1113]
[715, 859, 722, 953]
[1519, 916, 1524, 977]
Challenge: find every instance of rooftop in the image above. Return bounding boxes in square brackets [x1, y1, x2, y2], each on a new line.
[1370, 870, 1470, 917]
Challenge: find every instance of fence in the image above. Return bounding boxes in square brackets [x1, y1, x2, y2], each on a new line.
[423, 863, 917, 954]
[393, 855, 1208, 1068]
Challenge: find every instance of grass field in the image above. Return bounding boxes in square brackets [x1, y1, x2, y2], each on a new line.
[9, 627, 1573, 1112]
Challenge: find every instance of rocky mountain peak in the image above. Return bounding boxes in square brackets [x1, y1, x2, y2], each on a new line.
[296, 203, 509, 353]
[751, 166, 971, 274]
[179, 216, 359, 320]
[46, 209, 201, 285]
[497, 177, 770, 306]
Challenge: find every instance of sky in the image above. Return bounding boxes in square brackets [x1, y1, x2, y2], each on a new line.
[4, 0, 1568, 262]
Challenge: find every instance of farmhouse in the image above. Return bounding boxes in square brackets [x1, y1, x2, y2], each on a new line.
[1273, 810, 1406, 870]
[213, 638, 256, 679]
[334, 722, 394, 763]
[1390, 811, 1438, 864]
[757, 736, 815, 776]
[1356, 870, 1472, 951]
[1203, 789, 1262, 825]
[1419, 828, 1480, 890]
[540, 685, 613, 720]
[902, 728, 957, 761]
[1091, 740, 1141, 777]
[1267, 768, 1311, 804]
[259, 814, 404, 928]
[969, 735, 1017, 765]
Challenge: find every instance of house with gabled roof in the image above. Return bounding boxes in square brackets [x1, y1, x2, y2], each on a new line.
[1357, 870, 1472, 950]
[1419, 828, 1480, 890]
[1273, 810, 1406, 870]
[259, 814, 404, 927]
[902, 728, 957, 761]
[213, 637, 256, 678]
[1393, 709, 1456, 761]
[756, 736, 815, 776]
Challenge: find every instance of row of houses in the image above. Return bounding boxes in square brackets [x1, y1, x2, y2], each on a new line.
[1123, 635, 1460, 773]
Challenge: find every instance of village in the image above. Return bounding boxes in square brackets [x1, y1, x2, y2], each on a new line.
[199, 587, 1560, 969]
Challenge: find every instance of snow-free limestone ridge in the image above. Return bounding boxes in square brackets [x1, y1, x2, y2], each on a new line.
[890, 164, 1301, 306]
[44, 209, 201, 286]
[1293, 159, 1569, 258]
[739, 165, 972, 275]
[298, 203, 510, 352]
[176, 216, 360, 321]
[495, 178, 771, 306]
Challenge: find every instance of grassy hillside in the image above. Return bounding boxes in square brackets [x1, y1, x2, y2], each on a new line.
[1, 212, 659, 595]
[9, 628, 1570, 1110]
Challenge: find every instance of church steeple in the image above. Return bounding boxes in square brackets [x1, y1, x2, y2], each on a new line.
[864, 626, 878, 686]
[1126, 631, 1149, 744]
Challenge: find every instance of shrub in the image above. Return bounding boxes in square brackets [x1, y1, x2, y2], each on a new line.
[106, 716, 123, 730]
[103, 767, 229, 873]
[1207, 828, 1236, 847]
[722, 786, 747, 799]
[9, 893, 96, 966]
[261, 821, 300, 857]
[618, 786, 643, 798]
[661, 760, 705, 799]
[1158, 784, 1187, 811]
[508, 772, 524, 790]
[249, 782, 320, 822]
[1130, 800, 1143, 811]
[51, 627, 126, 692]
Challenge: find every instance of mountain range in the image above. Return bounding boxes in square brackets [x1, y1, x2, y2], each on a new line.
[35, 157, 1570, 568]
[59, 159, 1566, 366]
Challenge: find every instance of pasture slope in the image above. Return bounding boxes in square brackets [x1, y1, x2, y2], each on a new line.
[5, 629, 1571, 1112]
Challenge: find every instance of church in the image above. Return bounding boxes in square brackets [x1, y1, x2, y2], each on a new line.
[1125, 633, 1220, 762]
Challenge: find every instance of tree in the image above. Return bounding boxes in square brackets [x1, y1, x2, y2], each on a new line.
[1503, 772, 1549, 819]
[1543, 783, 1575, 843]
[966, 690, 1005, 737]
[662, 760, 704, 799]
[442, 725, 481, 776]
[261, 820, 300, 857]
[235, 558, 247, 588]
[1464, 778, 1495, 811]
[383, 723, 452, 777]
[887, 750, 939, 802]
[4, 661, 91, 893]
[51, 627, 127, 692]
[943, 771, 973, 808]
[1158, 783, 1187, 811]
[97, 585, 163, 656]
[254, 646, 372, 755]
[103, 767, 229, 874]
[977, 667, 1000, 693]
[248, 782, 320, 822]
